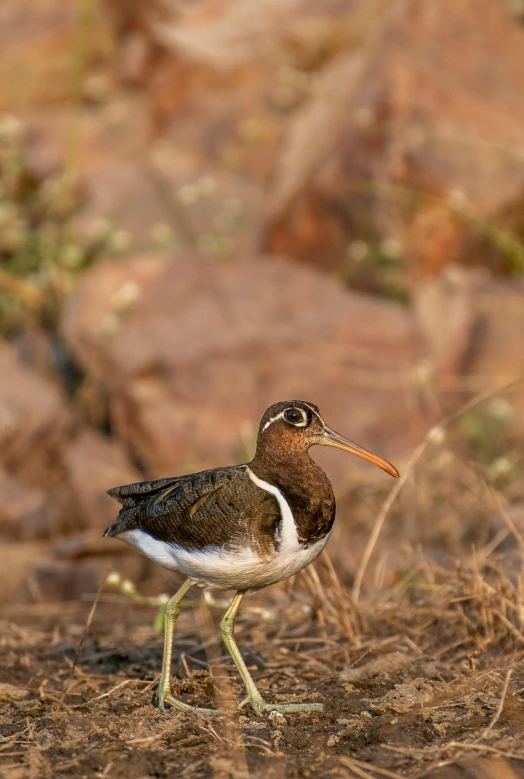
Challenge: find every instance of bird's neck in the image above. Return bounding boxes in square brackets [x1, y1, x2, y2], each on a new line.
[249, 447, 335, 546]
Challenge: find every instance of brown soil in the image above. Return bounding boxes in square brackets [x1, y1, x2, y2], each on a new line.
[2, 573, 524, 779]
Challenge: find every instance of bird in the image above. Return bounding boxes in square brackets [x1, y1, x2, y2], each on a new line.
[104, 400, 399, 717]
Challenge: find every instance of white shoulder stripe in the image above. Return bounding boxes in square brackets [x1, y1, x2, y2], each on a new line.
[246, 467, 298, 551]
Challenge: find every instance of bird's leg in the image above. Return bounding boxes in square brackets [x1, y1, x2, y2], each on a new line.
[220, 592, 323, 717]
[157, 578, 216, 716]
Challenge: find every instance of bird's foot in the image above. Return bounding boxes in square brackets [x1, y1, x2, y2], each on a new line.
[245, 695, 323, 717]
[156, 685, 217, 717]
[156, 686, 323, 718]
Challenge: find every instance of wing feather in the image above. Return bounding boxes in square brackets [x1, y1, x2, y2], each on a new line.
[104, 465, 281, 555]
[104, 466, 281, 554]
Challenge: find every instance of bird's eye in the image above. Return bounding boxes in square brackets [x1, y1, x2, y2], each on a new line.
[284, 408, 304, 425]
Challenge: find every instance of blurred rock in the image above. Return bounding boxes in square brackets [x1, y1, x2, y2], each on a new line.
[0, 683, 29, 702]
[60, 253, 168, 371]
[412, 265, 488, 377]
[21, 549, 151, 602]
[152, 0, 361, 77]
[2, 535, 148, 604]
[62, 252, 419, 487]
[101, 0, 175, 84]
[264, 0, 524, 278]
[0, 469, 49, 540]
[0, 339, 68, 485]
[0, 542, 50, 603]
[53, 531, 132, 560]
[30, 560, 99, 602]
[64, 430, 140, 533]
[142, 0, 380, 180]
[0, 0, 111, 112]
[413, 270, 524, 385]
[74, 155, 265, 258]
[471, 282, 524, 383]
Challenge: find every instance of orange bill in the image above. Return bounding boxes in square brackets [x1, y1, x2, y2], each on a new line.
[319, 427, 399, 478]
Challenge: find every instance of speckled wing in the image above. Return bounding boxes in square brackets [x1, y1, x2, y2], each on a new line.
[105, 465, 281, 555]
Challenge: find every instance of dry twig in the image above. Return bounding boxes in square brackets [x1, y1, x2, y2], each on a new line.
[340, 756, 405, 779]
[53, 575, 106, 718]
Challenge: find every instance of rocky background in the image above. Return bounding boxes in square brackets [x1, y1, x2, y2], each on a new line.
[2, 2, 524, 778]
[1, 0, 524, 615]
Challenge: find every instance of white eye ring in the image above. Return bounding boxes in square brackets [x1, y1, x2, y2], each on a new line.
[284, 408, 308, 426]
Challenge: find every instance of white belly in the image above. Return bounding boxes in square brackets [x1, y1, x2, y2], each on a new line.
[119, 528, 330, 590]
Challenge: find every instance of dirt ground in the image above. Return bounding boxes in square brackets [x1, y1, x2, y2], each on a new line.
[2, 564, 524, 779]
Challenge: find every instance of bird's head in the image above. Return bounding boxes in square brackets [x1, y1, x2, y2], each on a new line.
[256, 400, 399, 478]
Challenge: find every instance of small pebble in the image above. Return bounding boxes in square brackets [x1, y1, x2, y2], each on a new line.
[0, 683, 29, 702]
[268, 710, 287, 727]
[327, 734, 340, 747]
